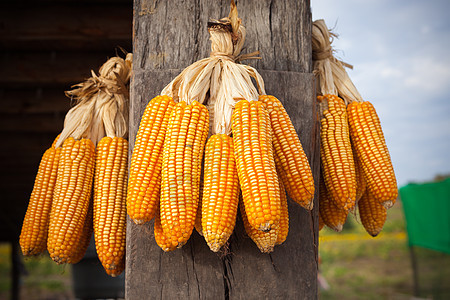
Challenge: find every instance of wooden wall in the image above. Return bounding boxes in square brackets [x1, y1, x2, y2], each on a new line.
[0, 0, 132, 242]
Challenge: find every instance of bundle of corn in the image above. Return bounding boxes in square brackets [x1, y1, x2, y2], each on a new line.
[313, 19, 396, 235]
[128, 1, 313, 253]
[313, 21, 356, 213]
[20, 54, 132, 276]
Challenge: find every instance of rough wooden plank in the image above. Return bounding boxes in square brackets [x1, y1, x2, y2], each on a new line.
[226, 70, 319, 299]
[127, 70, 318, 300]
[133, 0, 311, 73]
[128, 1, 318, 299]
[126, 69, 226, 299]
[0, 2, 132, 51]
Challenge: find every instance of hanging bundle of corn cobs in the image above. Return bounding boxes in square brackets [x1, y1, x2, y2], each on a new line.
[312, 19, 397, 236]
[19, 53, 132, 276]
[127, 1, 314, 253]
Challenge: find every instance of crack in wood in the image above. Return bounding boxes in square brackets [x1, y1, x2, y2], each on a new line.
[189, 242, 201, 299]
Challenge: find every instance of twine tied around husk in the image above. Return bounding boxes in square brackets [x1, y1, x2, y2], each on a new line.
[312, 19, 362, 105]
[55, 53, 133, 148]
[161, 0, 265, 135]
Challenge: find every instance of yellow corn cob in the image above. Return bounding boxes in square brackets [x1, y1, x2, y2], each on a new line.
[358, 189, 387, 237]
[94, 136, 128, 276]
[154, 208, 177, 252]
[240, 197, 277, 253]
[47, 137, 95, 264]
[195, 192, 203, 236]
[70, 199, 94, 264]
[347, 101, 398, 208]
[160, 101, 209, 248]
[318, 214, 325, 231]
[354, 152, 367, 202]
[127, 95, 176, 224]
[20, 136, 61, 256]
[202, 134, 240, 252]
[276, 180, 289, 245]
[259, 95, 315, 209]
[319, 172, 348, 232]
[194, 172, 204, 236]
[232, 100, 281, 232]
[318, 94, 356, 211]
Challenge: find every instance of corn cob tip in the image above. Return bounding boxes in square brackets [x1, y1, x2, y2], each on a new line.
[382, 200, 394, 209]
[258, 245, 275, 254]
[259, 222, 273, 233]
[132, 219, 148, 225]
[104, 264, 125, 277]
[331, 223, 344, 232]
[207, 243, 221, 253]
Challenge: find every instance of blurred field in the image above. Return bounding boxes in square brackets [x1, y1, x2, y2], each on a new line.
[0, 245, 73, 300]
[1, 200, 448, 299]
[319, 200, 450, 300]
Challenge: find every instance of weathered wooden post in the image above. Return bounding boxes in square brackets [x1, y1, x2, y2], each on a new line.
[127, 1, 320, 298]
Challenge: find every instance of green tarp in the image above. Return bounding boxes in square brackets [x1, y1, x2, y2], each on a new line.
[399, 178, 450, 254]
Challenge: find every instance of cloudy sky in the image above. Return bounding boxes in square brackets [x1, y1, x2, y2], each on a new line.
[311, 0, 450, 187]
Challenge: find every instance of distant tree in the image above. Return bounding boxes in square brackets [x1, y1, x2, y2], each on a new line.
[433, 174, 450, 182]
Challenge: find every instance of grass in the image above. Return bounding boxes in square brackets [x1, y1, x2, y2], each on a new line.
[0, 245, 73, 300]
[318, 200, 450, 300]
[1, 200, 447, 299]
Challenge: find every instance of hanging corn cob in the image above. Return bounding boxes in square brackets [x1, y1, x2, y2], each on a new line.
[201, 134, 239, 252]
[240, 197, 277, 253]
[127, 95, 175, 224]
[276, 180, 289, 245]
[239, 181, 289, 253]
[259, 95, 315, 210]
[20, 135, 61, 256]
[194, 177, 204, 236]
[318, 94, 357, 211]
[347, 102, 398, 208]
[318, 171, 348, 232]
[358, 189, 387, 237]
[232, 100, 281, 232]
[94, 137, 128, 276]
[318, 214, 325, 231]
[47, 137, 95, 264]
[70, 200, 94, 264]
[154, 207, 177, 252]
[160, 101, 209, 249]
[88, 55, 132, 276]
[354, 151, 367, 202]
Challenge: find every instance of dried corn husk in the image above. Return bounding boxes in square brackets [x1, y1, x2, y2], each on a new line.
[312, 19, 362, 103]
[55, 54, 133, 147]
[160, 1, 265, 135]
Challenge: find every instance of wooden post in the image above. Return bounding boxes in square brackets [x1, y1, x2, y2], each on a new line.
[127, 1, 320, 299]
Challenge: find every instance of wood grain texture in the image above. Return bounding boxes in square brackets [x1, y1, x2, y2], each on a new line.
[133, 0, 311, 72]
[128, 1, 318, 299]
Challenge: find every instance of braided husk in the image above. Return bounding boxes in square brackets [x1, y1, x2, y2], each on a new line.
[160, 0, 265, 135]
[56, 54, 132, 147]
[312, 19, 362, 104]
